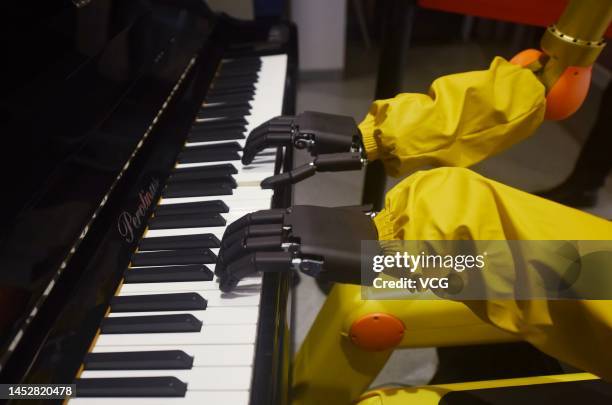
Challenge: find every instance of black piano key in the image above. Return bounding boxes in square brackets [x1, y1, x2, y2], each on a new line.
[187, 129, 245, 143]
[198, 101, 252, 110]
[222, 56, 261, 64]
[177, 142, 242, 163]
[220, 62, 261, 72]
[75, 377, 187, 397]
[215, 70, 259, 80]
[190, 122, 246, 133]
[162, 181, 234, 198]
[208, 86, 255, 97]
[139, 234, 221, 250]
[219, 65, 260, 74]
[208, 81, 255, 91]
[216, 72, 258, 82]
[110, 293, 207, 312]
[177, 150, 240, 164]
[220, 58, 261, 69]
[131, 248, 216, 267]
[206, 93, 254, 104]
[206, 89, 254, 99]
[148, 213, 226, 230]
[168, 174, 236, 188]
[167, 171, 238, 185]
[189, 127, 246, 141]
[100, 314, 202, 334]
[217, 65, 258, 74]
[200, 101, 251, 111]
[210, 83, 255, 93]
[221, 59, 261, 67]
[190, 128, 247, 139]
[193, 117, 248, 129]
[124, 265, 214, 283]
[197, 106, 251, 120]
[154, 200, 229, 216]
[213, 76, 257, 87]
[166, 175, 237, 188]
[222, 56, 260, 64]
[215, 71, 257, 81]
[211, 79, 256, 90]
[84, 350, 194, 370]
[184, 141, 242, 152]
[170, 163, 237, 180]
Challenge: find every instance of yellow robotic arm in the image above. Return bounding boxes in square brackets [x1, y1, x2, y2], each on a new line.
[358, 58, 546, 177]
[294, 168, 612, 405]
[359, 0, 612, 177]
[294, 3, 612, 404]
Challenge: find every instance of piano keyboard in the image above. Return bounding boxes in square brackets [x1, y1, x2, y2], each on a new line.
[70, 53, 288, 404]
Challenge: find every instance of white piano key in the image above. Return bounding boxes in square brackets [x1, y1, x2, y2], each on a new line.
[95, 324, 258, 346]
[90, 344, 255, 367]
[143, 226, 226, 239]
[158, 196, 272, 212]
[107, 308, 259, 325]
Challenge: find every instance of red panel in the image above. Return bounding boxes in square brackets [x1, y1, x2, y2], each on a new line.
[418, 0, 612, 38]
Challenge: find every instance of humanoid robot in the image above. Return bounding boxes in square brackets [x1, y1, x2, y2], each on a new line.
[218, 1, 612, 404]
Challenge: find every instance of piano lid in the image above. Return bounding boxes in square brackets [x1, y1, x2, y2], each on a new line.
[0, 0, 214, 367]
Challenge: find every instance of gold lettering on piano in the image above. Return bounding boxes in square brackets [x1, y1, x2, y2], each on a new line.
[117, 178, 160, 243]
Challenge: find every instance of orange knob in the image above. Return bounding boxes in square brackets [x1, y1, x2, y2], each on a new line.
[349, 313, 405, 352]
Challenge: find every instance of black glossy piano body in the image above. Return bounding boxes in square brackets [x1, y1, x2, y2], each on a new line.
[0, 1, 297, 404]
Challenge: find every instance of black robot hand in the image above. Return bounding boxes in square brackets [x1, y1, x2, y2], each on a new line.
[241, 111, 362, 165]
[215, 205, 378, 292]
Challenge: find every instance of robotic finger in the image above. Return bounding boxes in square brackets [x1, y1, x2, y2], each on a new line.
[260, 151, 366, 189]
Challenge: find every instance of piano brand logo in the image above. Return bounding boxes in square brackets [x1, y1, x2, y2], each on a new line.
[117, 178, 160, 243]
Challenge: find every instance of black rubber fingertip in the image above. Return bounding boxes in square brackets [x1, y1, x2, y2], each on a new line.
[259, 177, 274, 189]
[219, 277, 238, 293]
[260, 173, 289, 189]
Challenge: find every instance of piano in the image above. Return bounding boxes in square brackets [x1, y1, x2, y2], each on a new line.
[0, 1, 297, 404]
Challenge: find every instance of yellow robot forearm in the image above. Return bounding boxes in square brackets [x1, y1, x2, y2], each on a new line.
[358, 57, 545, 177]
[375, 167, 612, 380]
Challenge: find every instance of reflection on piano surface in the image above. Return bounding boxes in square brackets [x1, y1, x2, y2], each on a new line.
[0, 1, 297, 404]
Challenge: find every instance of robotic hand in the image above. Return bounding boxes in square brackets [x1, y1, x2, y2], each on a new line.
[242, 111, 367, 188]
[215, 205, 378, 292]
